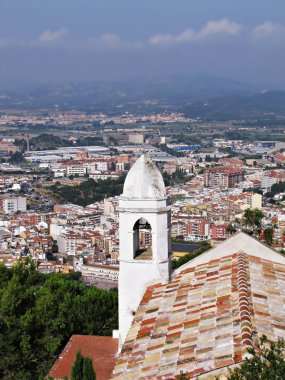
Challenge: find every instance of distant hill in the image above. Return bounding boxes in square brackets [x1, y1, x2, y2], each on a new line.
[181, 91, 285, 121]
[2, 77, 285, 121]
[0, 75, 261, 112]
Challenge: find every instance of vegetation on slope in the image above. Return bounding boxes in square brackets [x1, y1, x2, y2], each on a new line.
[265, 181, 285, 198]
[172, 242, 211, 270]
[226, 335, 285, 380]
[48, 177, 125, 206]
[29, 133, 72, 150]
[0, 261, 118, 380]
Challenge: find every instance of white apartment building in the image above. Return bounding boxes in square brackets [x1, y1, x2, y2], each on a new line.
[104, 197, 119, 222]
[93, 161, 109, 171]
[0, 195, 27, 214]
[77, 262, 119, 283]
[237, 193, 262, 210]
[261, 176, 277, 191]
[57, 232, 92, 255]
[66, 164, 87, 177]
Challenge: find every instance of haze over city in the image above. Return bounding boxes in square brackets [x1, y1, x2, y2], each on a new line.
[1, 0, 285, 88]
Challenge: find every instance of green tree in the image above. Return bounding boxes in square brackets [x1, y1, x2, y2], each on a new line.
[8, 151, 25, 164]
[263, 227, 274, 246]
[226, 336, 285, 380]
[83, 356, 96, 380]
[268, 181, 285, 197]
[172, 243, 211, 270]
[71, 351, 84, 380]
[243, 208, 264, 234]
[70, 351, 96, 380]
[51, 241, 59, 253]
[226, 224, 237, 235]
[0, 263, 117, 379]
[48, 176, 125, 206]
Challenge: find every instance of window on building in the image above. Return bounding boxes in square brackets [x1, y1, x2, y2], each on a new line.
[133, 218, 152, 260]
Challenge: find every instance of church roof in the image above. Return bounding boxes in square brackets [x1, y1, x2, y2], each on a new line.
[112, 233, 285, 379]
[122, 155, 166, 200]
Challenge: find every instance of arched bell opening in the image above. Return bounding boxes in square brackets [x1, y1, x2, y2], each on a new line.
[133, 218, 152, 260]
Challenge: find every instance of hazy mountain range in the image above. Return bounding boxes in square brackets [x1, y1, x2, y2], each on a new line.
[181, 90, 285, 121]
[1, 76, 285, 121]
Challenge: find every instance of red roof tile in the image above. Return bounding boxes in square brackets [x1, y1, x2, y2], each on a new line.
[49, 335, 118, 380]
[112, 253, 285, 379]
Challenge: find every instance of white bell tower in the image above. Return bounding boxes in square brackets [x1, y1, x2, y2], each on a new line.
[118, 155, 171, 347]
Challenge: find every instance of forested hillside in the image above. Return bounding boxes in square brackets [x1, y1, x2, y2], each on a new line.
[0, 262, 118, 380]
[48, 177, 125, 206]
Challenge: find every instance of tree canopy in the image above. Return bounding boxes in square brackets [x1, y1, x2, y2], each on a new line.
[172, 243, 211, 270]
[265, 181, 285, 198]
[48, 176, 125, 206]
[71, 351, 84, 380]
[227, 209, 265, 238]
[8, 151, 25, 164]
[243, 208, 264, 233]
[226, 335, 285, 380]
[263, 227, 274, 246]
[0, 262, 117, 380]
[70, 350, 96, 380]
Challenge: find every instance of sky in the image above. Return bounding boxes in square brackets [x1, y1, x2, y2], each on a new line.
[1, 0, 285, 89]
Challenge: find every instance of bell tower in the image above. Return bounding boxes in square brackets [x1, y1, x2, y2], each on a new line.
[118, 155, 171, 347]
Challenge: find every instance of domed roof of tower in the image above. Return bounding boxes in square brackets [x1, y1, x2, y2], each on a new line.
[122, 155, 166, 199]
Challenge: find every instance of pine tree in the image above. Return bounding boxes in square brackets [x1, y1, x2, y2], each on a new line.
[70, 351, 96, 380]
[83, 357, 96, 380]
[226, 335, 285, 379]
[71, 350, 83, 380]
[263, 227, 274, 246]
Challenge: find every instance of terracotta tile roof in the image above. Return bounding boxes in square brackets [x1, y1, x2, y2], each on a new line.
[112, 253, 285, 380]
[49, 335, 118, 380]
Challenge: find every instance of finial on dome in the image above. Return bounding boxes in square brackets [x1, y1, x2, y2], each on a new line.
[122, 155, 166, 199]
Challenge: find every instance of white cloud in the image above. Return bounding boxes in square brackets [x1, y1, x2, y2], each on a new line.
[199, 19, 241, 38]
[88, 33, 143, 51]
[252, 21, 285, 39]
[149, 33, 177, 45]
[101, 33, 121, 44]
[149, 18, 242, 45]
[38, 28, 68, 43]
[88, 33, 121, 47]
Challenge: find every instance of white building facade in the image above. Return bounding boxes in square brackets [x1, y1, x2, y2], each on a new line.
[0, 196, 27, 214]
[118, 155, 171, 347]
